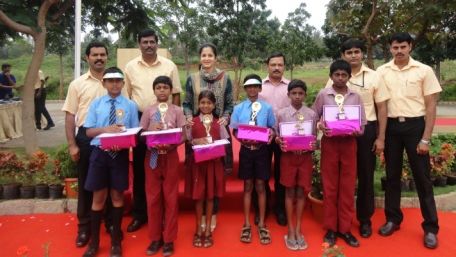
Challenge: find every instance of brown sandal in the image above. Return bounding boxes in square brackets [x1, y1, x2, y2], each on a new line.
[240, 226, 252, 243]
[203, 234, 213, 248]
[258, 226, 271, 245]
[193, 233, 202, 248]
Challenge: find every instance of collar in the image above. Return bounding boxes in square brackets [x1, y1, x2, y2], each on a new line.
[263, 76, 289, 85]
[86, 70, 103, 82]
[326, 86, 355, 96]
[138, 55, 161, 67]
[351, 64, 372, 77]
[105, 95, 121, 104]
[384, 57, 420, 71]
[290, 105, 304, 116]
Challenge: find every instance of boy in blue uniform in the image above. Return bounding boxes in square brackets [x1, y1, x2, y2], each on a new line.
[230, 74, 276, 245]
[82, 67, 139, 257]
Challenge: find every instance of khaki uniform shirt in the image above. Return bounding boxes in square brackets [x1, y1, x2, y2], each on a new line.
[326, 65, 390, 121]
[124, 55, 182, 112]
[62, 71, 106, 127]
[376, 58, 442, 117]
[34, 70, 45, 89]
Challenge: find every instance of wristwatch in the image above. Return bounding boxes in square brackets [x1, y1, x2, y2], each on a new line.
[420, 139, 430, 145]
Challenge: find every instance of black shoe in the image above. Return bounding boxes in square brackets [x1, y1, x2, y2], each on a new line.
[145, 239, 163, 256]
[323, 230, 336, 246]
[337, 232, 360, 247]
[424, 232, 438, 249]
[127, 219, 145, 232]
[378, 222, 400, 237]
[76, 232, 90, 248]
[359, 223, 372, 238]
[275, 211, 287, 226]
[82, 245, 98, 257]
[43, 123, 55, 130]
[110, 245, 122, 257]
[162, 242, 174, 257]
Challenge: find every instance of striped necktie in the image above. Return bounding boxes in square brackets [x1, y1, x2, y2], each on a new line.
[108, 99, 118, 159]
[149, 111, 161, 169]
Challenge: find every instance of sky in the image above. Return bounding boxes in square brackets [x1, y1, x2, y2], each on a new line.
[266, 0, 330, 31]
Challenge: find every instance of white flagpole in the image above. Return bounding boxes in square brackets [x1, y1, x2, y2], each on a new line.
[74, 0, 81, 79]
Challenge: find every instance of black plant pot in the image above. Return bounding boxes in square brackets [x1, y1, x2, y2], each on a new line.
[49, 184, 63, 199]
[3, 183, 21, 199]
[35, 184, 49, 199]
[408, 179, 416, 191]
[381, 176, 387, 191]
[20, 185, 35, 199]
[434, 176, 447, 187]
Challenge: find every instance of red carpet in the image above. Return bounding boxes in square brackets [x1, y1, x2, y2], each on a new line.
[1, 209, 455, 257]
[435, 117, 456, 126]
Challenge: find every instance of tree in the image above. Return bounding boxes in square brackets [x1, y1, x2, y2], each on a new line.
[273, 3, 323, 79]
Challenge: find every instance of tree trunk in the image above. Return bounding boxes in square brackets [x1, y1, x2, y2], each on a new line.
[184, 45, 190, 77]
[59, 53, 64, 99]
[232, 57, 241, 102]
[23, 32, 47, 155]
[366, 41, 374, 69]
[289, 66, 294, 80]
[435, 60, 441, 83]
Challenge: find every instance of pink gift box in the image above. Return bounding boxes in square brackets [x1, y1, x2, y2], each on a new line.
[282, 135, 316, 151]
[193, 145, 226, 163]
[143, 128, 182, 147]
[237, 124, 270, 142]
[100, 134, 137, 150]
[326, 119, 361, 136]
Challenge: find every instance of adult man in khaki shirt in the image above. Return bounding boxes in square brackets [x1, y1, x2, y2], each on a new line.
[62, 42, 108, 248]
[325, 39, 389, 238]
[124, 29, 182, 232]
[377, 32, 441, 249]
[34, 70, 54, 130]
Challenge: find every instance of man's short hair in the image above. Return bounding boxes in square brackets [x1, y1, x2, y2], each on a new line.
[1, 63, 11, 70]
[85, 41, 108, 56]
[288, 79, 307, 93]
[137, 29, 159, 43]
[330, 59, 351, 76]
[266, 52, 286, 65]
[153, 75, 173, 90]
[389, 32, 413, 44]
[340, 38, 366, 53]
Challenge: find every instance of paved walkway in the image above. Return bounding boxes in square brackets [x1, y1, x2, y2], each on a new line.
[0, 102, 455, 149]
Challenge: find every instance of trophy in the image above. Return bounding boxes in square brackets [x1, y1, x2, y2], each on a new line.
[295, 112, 305, 135]
[334, 94, 346, 120]
[202, 114, 213, 143]
[158, 103, 168, 129]
[115, 109, 126, 131]
[249, 102, 262, 125]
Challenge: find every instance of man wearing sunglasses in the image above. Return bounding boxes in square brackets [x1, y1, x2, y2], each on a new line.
[325, 38, 390, 238]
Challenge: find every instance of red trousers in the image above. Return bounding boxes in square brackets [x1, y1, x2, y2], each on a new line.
[144, 149, 179, 243]
[320, 136, 357, 233]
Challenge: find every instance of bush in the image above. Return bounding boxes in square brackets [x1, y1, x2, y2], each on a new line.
[440, 83, 456, 101]
[53, 144, 78, 178]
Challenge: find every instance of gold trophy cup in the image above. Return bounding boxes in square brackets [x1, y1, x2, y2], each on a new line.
[249, 102, 262, 125]
[202, 114, 213, 143]
[115, 109, 126, 131]
[334, 94, 346, 120]
[158, 103, 169, 129]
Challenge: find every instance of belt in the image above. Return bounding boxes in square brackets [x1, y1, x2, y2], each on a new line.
[241, 143, 266, 151]
[388, 116, 424, 123]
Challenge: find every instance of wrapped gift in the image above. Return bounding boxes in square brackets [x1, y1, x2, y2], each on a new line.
[282, 135, 316, 151]
[279, 120, 313, 136]
[192, 139, 230, 163]
[98, 127, 142, 150]
[237, 124, 270, 142]
[323, 105, 361, 136]
[142, 128, 183, 147]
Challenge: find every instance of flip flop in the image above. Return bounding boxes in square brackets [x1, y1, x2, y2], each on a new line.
[284, 235, 298, 250]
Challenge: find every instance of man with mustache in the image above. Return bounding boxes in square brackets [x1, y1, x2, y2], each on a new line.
[62, 42, 109, 248]
[258, 52, 290, 226]
[123, 29, 182, 233]
[325, 39, 390, 238]
[377, 32, 441, 249]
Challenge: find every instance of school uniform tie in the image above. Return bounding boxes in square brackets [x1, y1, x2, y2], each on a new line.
[149, 111, 161, 169]
[108, 99, 118, 159]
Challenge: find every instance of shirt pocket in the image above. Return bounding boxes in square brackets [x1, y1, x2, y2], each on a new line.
[359, 87, 374, 105]
[405, 80, 422, 98]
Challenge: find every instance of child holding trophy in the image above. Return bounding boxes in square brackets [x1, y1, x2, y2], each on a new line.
[312, 60, 366, 248]
[230, 74, 275, 245]
[185, 90, 230, 248]
[140, 76, 186, 257]
[83, 67, 139, 257]
[275, 79, 318, 251]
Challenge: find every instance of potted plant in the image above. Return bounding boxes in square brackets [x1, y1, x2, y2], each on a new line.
[54, 144, 78, 198]
[0, 151, 25, 199]
[430, 143, 454, 187]
[308, 151, 324, 223]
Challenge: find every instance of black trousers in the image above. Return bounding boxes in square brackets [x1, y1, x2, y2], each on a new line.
[34, 88, 54, 128]
[356, 121, 377, 225]
[131, 112, 148, 222]
[384, 117, 439, 234]
[76, 127, 94, 233]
